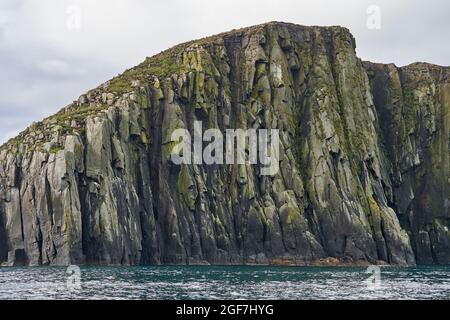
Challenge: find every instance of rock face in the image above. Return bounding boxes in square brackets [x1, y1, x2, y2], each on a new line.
[365, 62, 450, 264]
[0, 22, 448, 266]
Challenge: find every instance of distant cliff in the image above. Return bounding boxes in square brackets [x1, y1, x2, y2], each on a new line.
[0, 22, 449, 266]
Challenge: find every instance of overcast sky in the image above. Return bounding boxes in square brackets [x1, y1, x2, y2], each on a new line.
[0, 0, 449, 144]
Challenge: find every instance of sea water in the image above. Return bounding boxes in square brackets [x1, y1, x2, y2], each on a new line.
[0, 265, 449, 300]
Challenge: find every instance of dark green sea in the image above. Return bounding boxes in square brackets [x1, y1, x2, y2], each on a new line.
[0, 265, 449, 300]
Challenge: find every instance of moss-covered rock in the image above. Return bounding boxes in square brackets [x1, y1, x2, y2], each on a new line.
[0, 22, 448, 266]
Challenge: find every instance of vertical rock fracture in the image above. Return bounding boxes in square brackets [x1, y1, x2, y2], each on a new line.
[0, 22, 449, 266]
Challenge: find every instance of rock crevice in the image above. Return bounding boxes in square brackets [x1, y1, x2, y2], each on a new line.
[0, 22, 448, 266]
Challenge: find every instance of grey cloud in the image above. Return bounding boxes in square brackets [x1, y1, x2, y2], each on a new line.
[36, 59, 88, 77]
[0, 0, 449, 144]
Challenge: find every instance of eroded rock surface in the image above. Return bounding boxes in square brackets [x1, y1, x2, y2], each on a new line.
[0, 22, 448, 266]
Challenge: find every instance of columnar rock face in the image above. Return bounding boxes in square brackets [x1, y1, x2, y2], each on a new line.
[0, 22, 448, 266]
[365, 62, 450, 264]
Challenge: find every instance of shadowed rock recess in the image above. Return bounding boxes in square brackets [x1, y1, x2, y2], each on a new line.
[0, 22, 449, 266]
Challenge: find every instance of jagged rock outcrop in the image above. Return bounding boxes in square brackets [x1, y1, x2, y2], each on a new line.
[365, 62, 450, 264]
[0, 22, 448, 266]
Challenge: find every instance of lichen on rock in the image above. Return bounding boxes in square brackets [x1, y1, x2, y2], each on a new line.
[0, 22, 448, 266]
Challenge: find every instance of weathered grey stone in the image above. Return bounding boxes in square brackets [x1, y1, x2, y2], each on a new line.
[0, 22, 448, 266]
